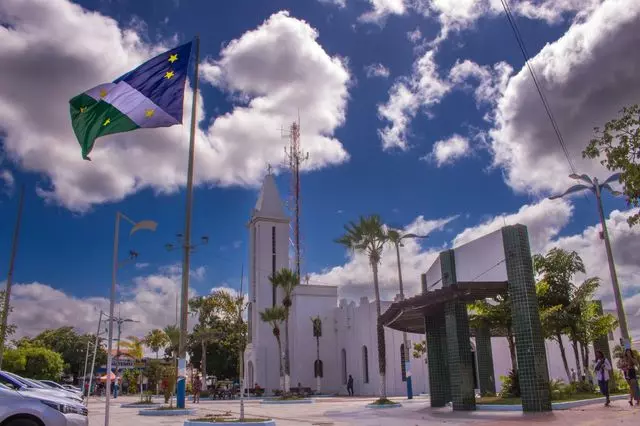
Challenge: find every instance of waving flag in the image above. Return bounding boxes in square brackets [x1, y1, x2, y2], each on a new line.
[69, 40, 194, 160]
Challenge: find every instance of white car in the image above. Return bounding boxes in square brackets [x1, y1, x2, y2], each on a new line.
[0, 371, 83, 404]
[0, 383, 88, 426]
[39, 380, 83, 397]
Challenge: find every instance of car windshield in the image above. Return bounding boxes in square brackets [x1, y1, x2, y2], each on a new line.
[21, 378, 47, 389]
[3, 372, 43, 389]
[0, 372, 24, 390]
[42, 380, 64, 389]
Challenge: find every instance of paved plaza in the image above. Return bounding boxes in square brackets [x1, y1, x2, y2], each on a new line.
[88, 395, 640, 426]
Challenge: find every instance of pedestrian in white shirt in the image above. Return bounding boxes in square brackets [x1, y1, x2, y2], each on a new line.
[594, 350, 612, 407]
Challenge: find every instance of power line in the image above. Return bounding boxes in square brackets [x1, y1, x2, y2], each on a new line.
[499, 0, 576, 174]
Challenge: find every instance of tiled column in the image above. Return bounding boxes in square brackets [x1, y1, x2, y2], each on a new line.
[441, 250, 476, 411]
[502, 225, 551, 412]
[475, 325, 496, 395]
[425, 312, 450, 407]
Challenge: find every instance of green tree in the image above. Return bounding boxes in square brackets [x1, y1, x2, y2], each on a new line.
[16, 327, 105, 379]
[583, 104, 640, 227]
[163, 325, 180, 359]
[259, 306, 286, 392]
[121, 336, 146, 396]
[534, 248, 584, 382]
[191, 326, 220, 380]
[3, 345, 64, 380]
[144, 329, 170, 359]
[270, 268, 299, 391]
[336, 215, 388, 399]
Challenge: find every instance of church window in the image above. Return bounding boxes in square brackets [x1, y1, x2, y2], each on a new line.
[362, 346, 369, 384]
[272, 226, 276, 306]
[247, 302, 252, 343]
[400, 344, 407, 382]
[341, 349, 347, 384]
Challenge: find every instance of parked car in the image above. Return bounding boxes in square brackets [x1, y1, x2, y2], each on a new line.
[0, 383, 88, 426]
[0, 371, 83, 404]
[39, 380, 83, 397]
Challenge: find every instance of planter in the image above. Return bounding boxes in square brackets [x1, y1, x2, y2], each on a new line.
[139, 408, 196, 416]
[260, 398, 313, 405]
[476, 393, 630, 411]
[121, 403, 158, 408]
[365, 402, 402, 409]
[185, 420, 275, 426]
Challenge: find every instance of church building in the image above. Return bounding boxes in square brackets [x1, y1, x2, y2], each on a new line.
[243, 173, 621, 397]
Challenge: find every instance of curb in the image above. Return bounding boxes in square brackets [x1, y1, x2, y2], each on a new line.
[185, 421, 275, 426]
[260, 399, 313, 405]
[121, 403, 159, 408]
[139, 408, 196, 416]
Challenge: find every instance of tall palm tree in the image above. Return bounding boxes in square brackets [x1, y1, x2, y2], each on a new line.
[336, 214, 388, 399]
[144, 329, 170, 359]
[163, 325, 180, 359]
[191, 326, 220, 382]
[121, 336, 145, 396]
[311, 316, 322, 393]
[270, 268, 299, 392]
[259, 306, 286, 392]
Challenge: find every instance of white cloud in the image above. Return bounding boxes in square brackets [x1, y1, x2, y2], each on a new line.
[488, 0, 640, 195]
[364, 63, 390, 78]
[310, 214, 456, 301]
[0, 169, 14, 195]
[318, 0, 347, 7]
[0, 1, 350, 212]
[449, 60, 513, 110]
[407, 27, 422, 43]
[424, 134, 472, 167]
[453, 198, 573, 253]
[359, 0, 408, 24]
[377, 50, 450, 150]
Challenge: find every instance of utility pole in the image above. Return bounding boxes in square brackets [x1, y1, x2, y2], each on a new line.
[0, 185, 24, 369]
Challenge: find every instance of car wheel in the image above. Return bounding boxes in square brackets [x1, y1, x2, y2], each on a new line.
[5, 418, 42, 426]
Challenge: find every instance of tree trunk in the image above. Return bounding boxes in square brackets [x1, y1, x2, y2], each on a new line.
[239, 347, 245, 420]
[316, 336, 321, 394]
[580, 342, 591, 383]
[556, 332, 572, 382]
[372, 261, 386, 399]
[276, 337, 284, 392]
[284, 315, 291, 392]
[506, 329, 517, 372]
[571, 338, 582, 380]
[201, 340, 207, 383]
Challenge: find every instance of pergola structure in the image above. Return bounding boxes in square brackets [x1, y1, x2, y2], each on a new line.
[380, 224, 552, 412]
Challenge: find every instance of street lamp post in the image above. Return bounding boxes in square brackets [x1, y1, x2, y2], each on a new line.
[165, 233, 209, 409]
[105, 212, 157, 426]
[549, 172, 630, 347]
[113, 316, 137, 399]
[387, 230, 428, 400]
[87, 311, 108, 405]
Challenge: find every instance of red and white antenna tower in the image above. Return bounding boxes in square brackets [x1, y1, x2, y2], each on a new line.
[283, 116, 308, 283]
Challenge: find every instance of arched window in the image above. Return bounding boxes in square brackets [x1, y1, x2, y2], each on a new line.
[400, 343, 407, 382]
[341, 349, 347, 384]
[362, 346, 369, 384]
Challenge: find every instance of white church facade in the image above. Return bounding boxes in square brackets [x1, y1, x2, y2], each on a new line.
[243, 174, 621, 396]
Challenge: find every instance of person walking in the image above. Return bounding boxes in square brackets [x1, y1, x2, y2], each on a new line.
[594, 350, 612, 407]
[347, 374, 354, 396]
[618, 349, 640, 406]
[193, 375, 202, 404]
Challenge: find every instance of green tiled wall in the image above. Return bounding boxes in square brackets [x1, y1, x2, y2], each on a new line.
[475, 324, 496, 395]
[425, 312, 450, 407]
[441, 250, 476, 411]
[502, 225, 551, 412]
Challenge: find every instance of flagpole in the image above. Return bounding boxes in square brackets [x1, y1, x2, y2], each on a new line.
[0, 184, 25, 369]
[177, 34, 200, 410]
[105, 212, 120, 426]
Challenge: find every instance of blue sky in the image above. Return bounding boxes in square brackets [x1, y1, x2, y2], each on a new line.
[1, 0, 639, 338]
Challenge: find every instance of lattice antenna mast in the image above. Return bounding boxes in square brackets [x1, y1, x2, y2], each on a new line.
[283, 117, 309, 283]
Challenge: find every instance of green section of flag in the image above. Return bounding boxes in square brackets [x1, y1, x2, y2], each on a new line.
[70, 93, 139, 160]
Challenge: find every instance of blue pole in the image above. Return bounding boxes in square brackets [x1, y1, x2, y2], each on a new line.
[176, 377, 186, 407]
[406, 362, 413, 399]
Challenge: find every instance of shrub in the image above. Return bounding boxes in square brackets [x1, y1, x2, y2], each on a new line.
[499, 369, 520, 398]
[612, 370, 629, 392]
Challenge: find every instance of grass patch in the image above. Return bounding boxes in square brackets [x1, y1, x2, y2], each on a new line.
[478, 391, 627, 406]
[276, 395, 304, 401]
[129, 401, 157, 405]
[370, 398, 396, 405]
[153, 406, 190, 410]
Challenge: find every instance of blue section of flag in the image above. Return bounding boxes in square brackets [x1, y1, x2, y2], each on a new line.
[113, 40, 193, 123]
